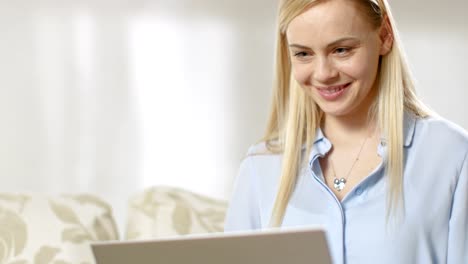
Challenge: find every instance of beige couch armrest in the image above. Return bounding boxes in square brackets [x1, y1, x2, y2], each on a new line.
[0, 193, 119, 264]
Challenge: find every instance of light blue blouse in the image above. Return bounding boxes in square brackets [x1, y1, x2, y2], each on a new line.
[224, 114, 468, 264]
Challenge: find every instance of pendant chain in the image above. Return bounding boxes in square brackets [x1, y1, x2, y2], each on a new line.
[330, 135, 369, 192]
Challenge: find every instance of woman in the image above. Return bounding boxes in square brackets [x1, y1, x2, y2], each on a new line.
[224, 0, 468, 263]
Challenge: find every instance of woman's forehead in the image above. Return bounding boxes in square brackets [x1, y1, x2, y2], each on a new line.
[286, 0, 375, 45]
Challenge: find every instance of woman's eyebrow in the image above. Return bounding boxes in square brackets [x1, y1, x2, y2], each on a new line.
[289, 37, 360, 49]
[289, 43, 312, 50]
[326, 37, 360, 47]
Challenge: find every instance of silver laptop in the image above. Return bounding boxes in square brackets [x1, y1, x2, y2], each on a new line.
[92, 227, 332, 264]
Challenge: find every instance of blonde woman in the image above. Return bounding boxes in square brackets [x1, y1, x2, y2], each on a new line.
[224, 0, 468, 263]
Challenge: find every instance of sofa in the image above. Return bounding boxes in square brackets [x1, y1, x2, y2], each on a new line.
[0, 186, 228, 264]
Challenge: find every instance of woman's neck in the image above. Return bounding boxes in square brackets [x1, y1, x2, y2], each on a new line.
[322, 109, 377, 147]
[321, 82, 380, 146]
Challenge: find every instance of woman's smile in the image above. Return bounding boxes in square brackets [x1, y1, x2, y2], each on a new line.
[315, 82, 352, 101]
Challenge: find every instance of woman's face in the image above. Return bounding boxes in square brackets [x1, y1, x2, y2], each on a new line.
[286, 0, 388, 118]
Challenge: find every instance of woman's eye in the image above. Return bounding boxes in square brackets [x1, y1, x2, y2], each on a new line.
[294, 51, 310, 58]
[334, 47, 351, 55]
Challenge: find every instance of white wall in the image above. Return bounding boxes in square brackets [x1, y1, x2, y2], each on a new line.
[0, 0, 466, 232]
[0, 0, 277, 232]
[391, 0, 468, 130]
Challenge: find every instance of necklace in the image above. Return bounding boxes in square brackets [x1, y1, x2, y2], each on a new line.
[329, 136, 369, 192]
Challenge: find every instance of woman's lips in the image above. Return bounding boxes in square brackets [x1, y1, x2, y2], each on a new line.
[316, 82, 351, 101]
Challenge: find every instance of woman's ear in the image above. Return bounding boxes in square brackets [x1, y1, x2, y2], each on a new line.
[379, 16, 394, 55]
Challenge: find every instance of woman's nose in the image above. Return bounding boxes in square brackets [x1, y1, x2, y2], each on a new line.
[313, 58, 339, 84]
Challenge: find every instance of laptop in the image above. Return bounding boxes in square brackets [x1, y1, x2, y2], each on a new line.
[92, 227, 332, 264]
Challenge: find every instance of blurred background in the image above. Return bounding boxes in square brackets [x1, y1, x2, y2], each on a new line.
[1, 0, 467, 231]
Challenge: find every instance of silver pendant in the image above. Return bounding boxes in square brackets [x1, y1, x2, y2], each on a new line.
[333, 178, 346, 191]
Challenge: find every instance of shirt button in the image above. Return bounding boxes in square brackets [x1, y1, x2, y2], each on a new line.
[355, 187, 363, 196]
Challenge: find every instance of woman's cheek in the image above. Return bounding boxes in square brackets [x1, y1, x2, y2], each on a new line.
[335, 56, 362, 78]
[339, 53, 378, 81]
[292, 64, 312, 87]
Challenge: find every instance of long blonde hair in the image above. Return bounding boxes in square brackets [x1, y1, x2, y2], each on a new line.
[263, 0, 431, 227]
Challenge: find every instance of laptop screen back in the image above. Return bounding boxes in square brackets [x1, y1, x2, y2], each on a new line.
[92, 227, 331, 264]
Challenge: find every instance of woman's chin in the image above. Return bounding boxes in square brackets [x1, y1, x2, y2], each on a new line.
[317, 104, 351, 117]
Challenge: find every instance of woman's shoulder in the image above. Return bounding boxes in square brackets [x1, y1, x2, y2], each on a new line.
[236, 141, 284, 189]
[413, 115, 468, 162]
[245, 141, 282, 157]
[240, 141, 283, 174]
[416, 115, 468, 146]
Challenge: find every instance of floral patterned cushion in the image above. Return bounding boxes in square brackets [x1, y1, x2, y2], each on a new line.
[0, 193, 119, 264]
[125, 186, 227, 240]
